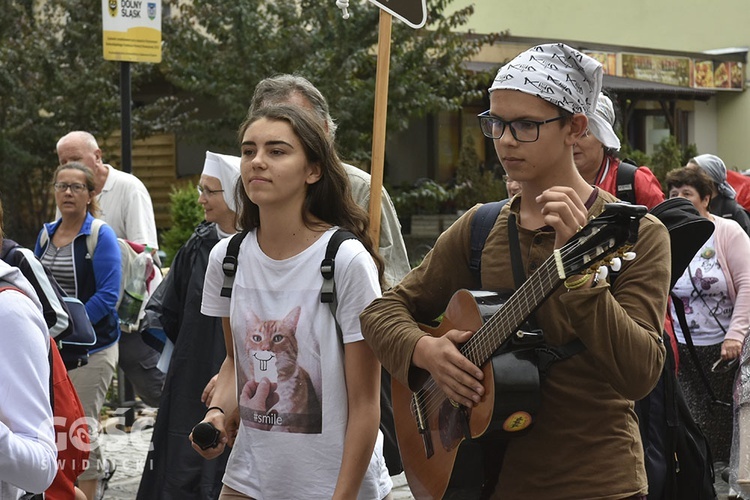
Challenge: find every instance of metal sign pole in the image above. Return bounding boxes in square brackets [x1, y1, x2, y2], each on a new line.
[120, 61, 132, 174]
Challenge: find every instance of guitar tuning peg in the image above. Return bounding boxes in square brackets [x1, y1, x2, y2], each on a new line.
[610, 258, 622, 272]
[597, 266, 609, 280]
[622, 252, 636, 261]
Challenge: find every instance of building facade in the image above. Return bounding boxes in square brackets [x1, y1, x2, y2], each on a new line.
[444, 0, 750, 171]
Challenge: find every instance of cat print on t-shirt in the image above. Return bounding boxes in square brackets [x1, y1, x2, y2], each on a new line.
[236, 305, 322, 434]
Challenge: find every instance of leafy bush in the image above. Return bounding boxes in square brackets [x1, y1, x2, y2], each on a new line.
[160, 182, 203, 266]
[620, 143, 653, 172]
[391, 179, 453, 217]
[453, 135, 506, 209]
[621, 139, 698, 187]
[650, 137, 699, 187]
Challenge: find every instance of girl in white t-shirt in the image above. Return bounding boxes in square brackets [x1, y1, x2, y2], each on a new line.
[195, 104, 392, 499]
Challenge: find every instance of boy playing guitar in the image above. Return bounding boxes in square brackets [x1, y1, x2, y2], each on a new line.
[361, 43, 671, 499]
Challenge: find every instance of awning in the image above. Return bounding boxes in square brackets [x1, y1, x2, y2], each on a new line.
[463, 61, 718, 101]
[603, 75, 716, 101]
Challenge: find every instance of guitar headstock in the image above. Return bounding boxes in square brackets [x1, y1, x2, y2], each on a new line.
[558, 203, 647, 279]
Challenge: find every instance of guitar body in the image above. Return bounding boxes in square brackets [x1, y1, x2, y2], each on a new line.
[393, 289, 542, 499]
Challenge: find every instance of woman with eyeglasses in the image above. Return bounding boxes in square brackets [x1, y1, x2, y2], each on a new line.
[665, 166, 750, 485]
[34, 161, 121, 500]
[136, 151, 241, 500]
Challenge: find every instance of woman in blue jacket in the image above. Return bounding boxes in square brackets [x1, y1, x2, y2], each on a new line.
[35, 161, 121, 500]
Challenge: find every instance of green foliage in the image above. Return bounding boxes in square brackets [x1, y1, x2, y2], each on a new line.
[391, 179, 452, 216]
[0, 0, 497, 243]
[620, 139, 698, 187]
[650, 136, 684, 183]
[682, 143, 699, 165]
[160, 0, 499, 160]
[0, 0, 184, 246]
[160, 183, 203, 266]
[651, 136, 699, 186]
[453, 135, 505, 209]
[620, 143, 653, 171]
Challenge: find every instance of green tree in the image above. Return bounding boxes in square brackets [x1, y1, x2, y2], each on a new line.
[453, 134, 505, 209]
[1, 0, 497, 248]
[651, 136, 699, 186]
[160, 0, 499, 160]
[160, 182, 203, 266]
[0, 0, 183, 245]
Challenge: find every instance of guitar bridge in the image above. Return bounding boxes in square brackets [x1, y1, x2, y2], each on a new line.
[412, 391, 434, 458]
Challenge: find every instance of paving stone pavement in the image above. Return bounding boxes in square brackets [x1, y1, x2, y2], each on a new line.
[96, 417, 729, 500]
[97, 421, 415, 499]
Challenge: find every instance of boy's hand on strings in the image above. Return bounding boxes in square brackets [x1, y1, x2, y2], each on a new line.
[412, 330, 484, 408]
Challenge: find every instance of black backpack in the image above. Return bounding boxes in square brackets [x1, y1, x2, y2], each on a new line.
[616, 160, 639, 205]
[221, 229, 403, 476]
[469, 197, 718, 500]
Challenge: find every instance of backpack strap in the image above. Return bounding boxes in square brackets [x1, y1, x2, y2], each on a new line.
[40, 219, 104, 258]
[220, 230, 250, 298]
[86, 218, 105, 258]
[469, 199, 509, 287]
[616, 161, 639, 205]
[39, 226, 51, 252]
[321, 230, 358, 320]
[535, 339, 586, 377]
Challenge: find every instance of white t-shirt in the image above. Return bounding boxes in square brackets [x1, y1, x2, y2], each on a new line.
[202, 227, 391, 499]
[98, 165, 159, 248]
[671, 233, 733, 346]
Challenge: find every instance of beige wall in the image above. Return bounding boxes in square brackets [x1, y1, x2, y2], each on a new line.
[449, 0, 749, 53]
[449, 0, 750, 170]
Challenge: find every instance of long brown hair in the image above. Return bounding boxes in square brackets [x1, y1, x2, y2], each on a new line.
[236, 105, 384, 284]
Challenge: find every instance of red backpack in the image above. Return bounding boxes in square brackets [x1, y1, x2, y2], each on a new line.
[0, 286, 90, 499]
[46, 337, 90, 500]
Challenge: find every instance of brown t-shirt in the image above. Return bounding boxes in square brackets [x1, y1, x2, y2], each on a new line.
[361, 190, 670, 499]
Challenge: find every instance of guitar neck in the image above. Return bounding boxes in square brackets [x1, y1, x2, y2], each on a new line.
[460, 255, 563, 367]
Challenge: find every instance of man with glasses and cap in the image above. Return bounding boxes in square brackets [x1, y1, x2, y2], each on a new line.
[687, 153, 750, 235]
[573, 93, 665, 209]
[361, 43, 670, 498]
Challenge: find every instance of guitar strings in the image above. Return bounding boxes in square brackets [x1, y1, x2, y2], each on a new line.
[410, 240, 597, 420]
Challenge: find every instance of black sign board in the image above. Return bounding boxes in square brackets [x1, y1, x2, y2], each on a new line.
[368, 0, 427, 29]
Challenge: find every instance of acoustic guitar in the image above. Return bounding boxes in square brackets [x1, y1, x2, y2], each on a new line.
[392, 202, 648, 499]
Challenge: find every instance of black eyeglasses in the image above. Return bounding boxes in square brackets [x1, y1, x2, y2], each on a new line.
[53, 182, 88, 194]
[197, 185, 224, 197]
[477, 111, 567, 143]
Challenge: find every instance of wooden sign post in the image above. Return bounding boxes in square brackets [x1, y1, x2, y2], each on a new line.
[365, 0, 426, 246]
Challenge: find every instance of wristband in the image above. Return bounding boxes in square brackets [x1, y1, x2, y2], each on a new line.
[564, 273, 591, 291]
[205, 406, 224, 416]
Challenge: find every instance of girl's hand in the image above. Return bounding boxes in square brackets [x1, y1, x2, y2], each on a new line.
[190, 407, 228, 459]
[201, 374, 219, 406]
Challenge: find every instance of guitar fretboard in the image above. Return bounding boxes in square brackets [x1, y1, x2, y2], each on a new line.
[459, 255, 562, 367]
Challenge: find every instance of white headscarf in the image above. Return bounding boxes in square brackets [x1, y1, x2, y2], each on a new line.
[692, 153, 737, 200]
[202, 151, 241, 213]
[588, 94, 621, 151]
[489, 43, 605, 132]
